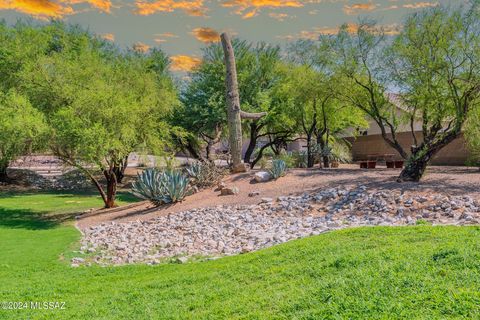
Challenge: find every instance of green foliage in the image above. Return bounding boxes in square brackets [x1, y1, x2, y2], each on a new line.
[132, 169, 191, 206]
[0, 90, 46, 176]
[465, 106, 480, 166]
[268, 159, 287, 179]
[185, 162, 226, 189]
[291, 151, 308, 168]
[0, 21, 178, 205]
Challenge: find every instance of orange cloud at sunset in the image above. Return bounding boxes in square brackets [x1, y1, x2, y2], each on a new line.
[343, 2, 378, 15]
[0, 0, 73, 19]
[221, 0, 303, 19]
[191, 27, 220, 43]
[0, 0, 112, 19]
[132, 42, 151, 53]
[101, 33, 115, 41]
[134, 0, 207, 17]
[170, 55, 202, 71]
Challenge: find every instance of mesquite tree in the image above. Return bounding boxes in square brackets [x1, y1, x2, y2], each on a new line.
[0, 91, 46, 182]
[325, 2, 480, 181]
[20, 25, 176, 208]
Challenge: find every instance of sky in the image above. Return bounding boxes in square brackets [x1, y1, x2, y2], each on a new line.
[0, 0, 456, 71]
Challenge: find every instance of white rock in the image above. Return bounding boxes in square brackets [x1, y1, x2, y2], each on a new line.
[254, 171, 272, 183]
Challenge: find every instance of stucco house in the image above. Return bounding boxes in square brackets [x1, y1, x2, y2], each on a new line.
[345, 93, 471, 165]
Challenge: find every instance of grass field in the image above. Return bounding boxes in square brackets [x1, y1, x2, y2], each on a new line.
[0, 192, 479, 319]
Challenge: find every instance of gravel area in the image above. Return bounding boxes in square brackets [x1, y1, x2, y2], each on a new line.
[76, 165, 480, 227]
[75, 184, 480, 266]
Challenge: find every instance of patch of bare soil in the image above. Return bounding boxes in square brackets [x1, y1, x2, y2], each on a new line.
[76, 165, 480, 229]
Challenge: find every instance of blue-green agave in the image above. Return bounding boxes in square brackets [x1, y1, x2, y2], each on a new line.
[268, 159, 287, 179]
[131, 168, 191, 206]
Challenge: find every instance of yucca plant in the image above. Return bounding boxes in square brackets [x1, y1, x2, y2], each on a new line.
[132, 168, 191, 206]
[268, 159, 287, 180]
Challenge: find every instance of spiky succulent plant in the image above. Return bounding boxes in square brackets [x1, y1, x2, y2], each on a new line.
[268, 159, 287, 180]
[132, 168, 191, 206]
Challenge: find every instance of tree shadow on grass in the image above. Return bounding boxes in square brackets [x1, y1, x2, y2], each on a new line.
[0, 191, 138, 230]
[0, 207, 76, 230]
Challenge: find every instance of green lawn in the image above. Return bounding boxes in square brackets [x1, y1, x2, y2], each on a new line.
[0, 192, 479, 319]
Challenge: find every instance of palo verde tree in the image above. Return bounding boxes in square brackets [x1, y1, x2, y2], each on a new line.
[280, 40, 367, 168]
[20, 25, 176, 208]
[324, 1, 480, 181]
[0, 90, 46, 182]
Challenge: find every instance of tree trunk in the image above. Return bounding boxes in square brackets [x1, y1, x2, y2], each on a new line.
[113, 156, 128, 184]
[221, 33, 246, 173]
[317, 134, 329, 168]
[306, 135, 315, 168]
[103, 169, 117, 208]
[244, 122, 259, 164]
[0, 163, 9, 183]
[397, 157, 429, 182]
[185, 140, 208, 163]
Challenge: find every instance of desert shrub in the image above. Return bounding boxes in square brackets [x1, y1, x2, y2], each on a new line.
[132, 168, 191, 206]
[291, 151, 308, 168]
[268, 159, 287, 179]
[257, 156, 268, 169]
[331, 142, 352, 163]
[185, 162, 226, 189]
[274, 150, 296, 168]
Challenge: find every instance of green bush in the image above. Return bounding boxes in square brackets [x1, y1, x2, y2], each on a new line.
[131, 168, 191, 206]
[268, 159, 287, 179]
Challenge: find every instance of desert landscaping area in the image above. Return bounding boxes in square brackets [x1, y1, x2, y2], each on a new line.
[1, 1, 480, 319]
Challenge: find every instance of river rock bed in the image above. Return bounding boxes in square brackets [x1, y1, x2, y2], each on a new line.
[76, 186, 480, 266]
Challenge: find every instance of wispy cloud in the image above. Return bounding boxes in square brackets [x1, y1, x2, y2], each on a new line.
[403, 2, 438, 9]
[268, 12, 290, 21]
[278, 23, 402, 41]
[343, 2, 378, 16]
[170, 55, 202, 71]
[191, 27, 220, 43]
[154, 32, 179, 43]
[134, 0, 207, 17]
[221, 0, 303, 19]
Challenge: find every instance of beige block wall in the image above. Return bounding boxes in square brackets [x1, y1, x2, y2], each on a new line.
[348, 132, 470, 165]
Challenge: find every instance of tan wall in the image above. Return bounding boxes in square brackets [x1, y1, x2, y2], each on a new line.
[348, 132, 470, 165]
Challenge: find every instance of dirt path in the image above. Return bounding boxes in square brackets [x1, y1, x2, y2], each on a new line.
[76, 165, 480, 228]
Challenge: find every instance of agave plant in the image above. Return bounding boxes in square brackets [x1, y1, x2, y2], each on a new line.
[160, 170, 191, 203]
[132, 168, 191, 206]
[185, 162, 202, 180]
[268, 159, 287, 180]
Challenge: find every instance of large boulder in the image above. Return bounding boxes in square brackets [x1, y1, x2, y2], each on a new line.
[254, 171, 272, 183]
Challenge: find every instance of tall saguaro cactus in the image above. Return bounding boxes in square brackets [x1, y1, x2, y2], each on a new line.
[220, 32, 266, 172]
